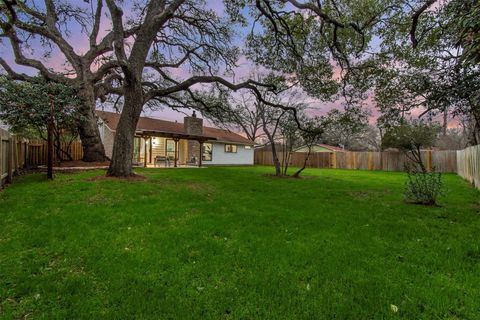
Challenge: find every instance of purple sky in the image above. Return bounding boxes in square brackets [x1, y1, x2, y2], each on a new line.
[0, 0, 455, 130]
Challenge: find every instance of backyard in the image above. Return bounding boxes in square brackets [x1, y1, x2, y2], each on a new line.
[0, 167, 479, 319]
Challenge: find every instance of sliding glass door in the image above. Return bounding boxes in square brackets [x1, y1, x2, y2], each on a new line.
[165, 139, 179, 160]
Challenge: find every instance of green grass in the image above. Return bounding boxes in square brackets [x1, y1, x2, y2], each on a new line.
[0, 167, 479, 319]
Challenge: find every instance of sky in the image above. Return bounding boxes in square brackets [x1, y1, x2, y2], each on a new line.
[0, 0, 456, 130]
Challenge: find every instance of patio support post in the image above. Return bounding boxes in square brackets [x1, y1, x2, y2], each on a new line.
[137, 137, 141, 163]
[149, 137, 153, 164]
[198, 140, 203, 168]
[174, 138, 179, 168]
[144, 137, 148, 167]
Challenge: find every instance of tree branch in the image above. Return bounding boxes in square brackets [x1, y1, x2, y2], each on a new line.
[0, 57, 35, 81]
[410, 0, 437, 48]
[145, 75, 306, 130]
[0, 21, 70, 83]
[90, 0, 103, 47]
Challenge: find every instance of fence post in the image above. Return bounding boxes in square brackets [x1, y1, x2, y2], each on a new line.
[24, 141, 28, 168]
[13, 137, 19, 173]
[6, 137, 14, 184]
[330, 152, 337, 169]
[428, 150, 433, 172]
[380, 152, 384, 171]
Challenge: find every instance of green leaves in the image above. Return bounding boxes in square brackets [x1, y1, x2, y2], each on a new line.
[244, 0, 386, 100]
[456, 1, 480, 64]
[319, 106, 370, 149]
[0, 77, 83, 138]
[373, 0, 480, 141]
[381, 120, 439, 152]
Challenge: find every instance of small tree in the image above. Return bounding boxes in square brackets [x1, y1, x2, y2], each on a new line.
[214, 73, 303, 177]
[260, 103, 287, 176]
[292, 119, 323, 178]
[0, 77, 83, 161]
[382, 120, 439, 173]
[382, 120, 442, 205]
[319, 106, 370, 150]
[216, 89, 265, 143]
[278, 108, 306, 176]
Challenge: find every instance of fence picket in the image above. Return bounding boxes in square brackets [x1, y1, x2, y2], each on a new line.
[1, 135, 84, 186]
[457, 145, 480, 189]
[1, 131, 479, 191]
[254, 149, 459, 173]
[26, 140, 83, 165]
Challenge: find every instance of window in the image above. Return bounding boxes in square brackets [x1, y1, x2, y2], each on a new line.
[203, 143, 212, 161]
[165, 139, 178, 160]
[224, 144, 237, 153]
[244, 145, 252, 150]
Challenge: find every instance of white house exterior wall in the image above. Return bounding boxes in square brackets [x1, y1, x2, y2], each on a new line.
[204, 142, 254, 165]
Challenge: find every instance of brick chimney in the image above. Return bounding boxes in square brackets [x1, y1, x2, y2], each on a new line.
[184, 111, 203, 135]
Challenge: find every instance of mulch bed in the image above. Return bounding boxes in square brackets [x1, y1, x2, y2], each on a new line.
[87, 173, 147, 182]
[36, 160, 110, 172]
[56, 160, 111, 167]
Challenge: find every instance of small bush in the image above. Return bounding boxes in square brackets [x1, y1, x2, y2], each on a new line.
[404, 170, 443, 205]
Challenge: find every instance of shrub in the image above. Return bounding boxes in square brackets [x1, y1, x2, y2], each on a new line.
[404, 170, 443, 205]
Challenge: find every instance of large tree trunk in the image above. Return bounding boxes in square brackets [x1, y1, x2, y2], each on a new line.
[472, 110, 480, 146]
[107, 80, 144, 177]
[78, 87, 107, 162]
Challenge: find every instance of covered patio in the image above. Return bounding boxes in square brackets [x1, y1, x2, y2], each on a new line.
[133, 130, 216, 168]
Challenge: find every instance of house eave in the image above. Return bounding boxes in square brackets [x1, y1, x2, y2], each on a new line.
[137, 130, 217, 141]
[209, 139, 256, 146]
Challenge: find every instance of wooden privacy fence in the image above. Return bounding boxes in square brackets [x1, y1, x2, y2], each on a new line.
[254, 149, 458, 173]
[0, 128, 28, 187]
[0, 132, 84, 186]
[457, 145, 480, 190]
[2, 125, 479, 191]
[27, 139, 83, 166]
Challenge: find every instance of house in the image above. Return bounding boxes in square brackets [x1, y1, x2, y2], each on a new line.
[293, 144, 346, 153]
[96, 111, 255, 167]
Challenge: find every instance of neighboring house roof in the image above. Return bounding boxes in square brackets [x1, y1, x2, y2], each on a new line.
[294, 144, 346, 153]
[96, 110, 254, 145]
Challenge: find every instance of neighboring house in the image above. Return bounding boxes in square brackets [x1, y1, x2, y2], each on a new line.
[294, 144, 346, 153]
[96, 111, 255, 166]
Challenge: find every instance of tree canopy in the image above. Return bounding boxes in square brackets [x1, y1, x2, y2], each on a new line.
[382, 120, 440, 172]
[0, 76, 83, 159]
[371, 0, 480, 145]
[1, 0, 479, 176]
[0, 77, 82, 137]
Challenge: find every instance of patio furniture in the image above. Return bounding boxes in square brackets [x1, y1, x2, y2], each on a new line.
[132, 159, 143, 167]
[167, 155, 176, 167]
[154, 155, 170, 167]
[186, 156, 197, 166]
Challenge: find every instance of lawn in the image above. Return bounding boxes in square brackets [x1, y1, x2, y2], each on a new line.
[0, 167, 479, 319]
